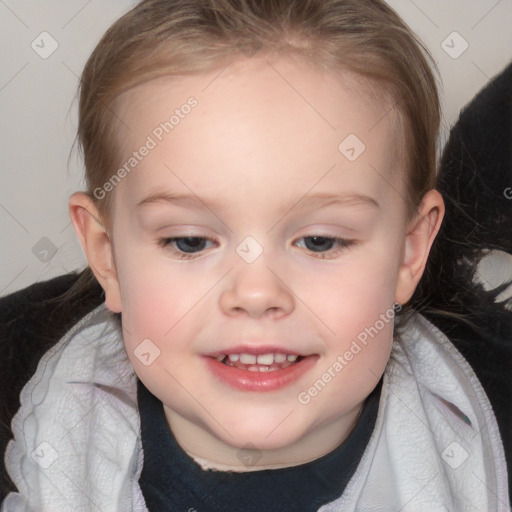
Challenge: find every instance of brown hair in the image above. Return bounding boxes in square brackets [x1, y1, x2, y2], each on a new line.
[63, 0, 441, 329]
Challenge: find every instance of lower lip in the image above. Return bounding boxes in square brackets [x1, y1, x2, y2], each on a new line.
[203, 355, 318, 392]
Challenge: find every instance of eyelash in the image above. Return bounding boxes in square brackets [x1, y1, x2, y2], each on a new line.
[157, 235, 357, 260]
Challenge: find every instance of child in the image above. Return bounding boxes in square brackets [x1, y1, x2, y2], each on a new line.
[1, 0, 510, 510]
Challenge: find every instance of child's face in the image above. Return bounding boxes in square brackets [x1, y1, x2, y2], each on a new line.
[89, 56, 439, 469]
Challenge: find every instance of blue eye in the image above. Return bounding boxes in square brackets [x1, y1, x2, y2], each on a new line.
[301, 236, 336, 252]
[158, 235, 356, 261]
[294, 236, 356, 259]
[158, 236, 216, 260]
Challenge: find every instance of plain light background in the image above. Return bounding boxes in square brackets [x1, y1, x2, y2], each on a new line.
[0, 0, 511, 296]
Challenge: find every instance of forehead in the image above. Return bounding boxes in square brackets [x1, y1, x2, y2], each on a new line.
[111, 56, 405, 211]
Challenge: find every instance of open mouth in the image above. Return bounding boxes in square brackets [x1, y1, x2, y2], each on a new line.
[212, 353, 306, 372]
[204, 351, 318, 391]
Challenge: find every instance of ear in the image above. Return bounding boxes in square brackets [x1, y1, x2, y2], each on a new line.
[68, 192, 122, 313]
[395, 189, 445, 305]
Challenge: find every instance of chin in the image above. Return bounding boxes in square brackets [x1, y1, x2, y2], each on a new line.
[213, 419, 307, 451]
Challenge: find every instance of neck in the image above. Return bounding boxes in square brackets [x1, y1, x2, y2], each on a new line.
[163, 402, 364, 472]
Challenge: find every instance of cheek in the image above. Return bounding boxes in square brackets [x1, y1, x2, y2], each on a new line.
[305, 243, 399, 327]
[116, 256, 205, 396]
[121, 269, 196, 342]
[295, 242, 399, 389]
[113, 240, 196, 342]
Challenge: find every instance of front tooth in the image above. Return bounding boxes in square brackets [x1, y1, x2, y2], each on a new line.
[287, 354, 298, 362]
[228, 354, 240, 362]
[256, 353, 274, 365]
[274, 353, 287, 363]
[240, 353, 257, 364]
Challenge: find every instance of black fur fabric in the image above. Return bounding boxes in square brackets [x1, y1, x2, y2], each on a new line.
[413, 60, 512, 495]
[1, 62, 511, 503]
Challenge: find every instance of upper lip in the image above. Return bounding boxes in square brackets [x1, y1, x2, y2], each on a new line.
[204, 344, 312, 358]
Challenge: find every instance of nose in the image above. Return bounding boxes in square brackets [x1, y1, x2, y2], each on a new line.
[219, 261, 294, 319]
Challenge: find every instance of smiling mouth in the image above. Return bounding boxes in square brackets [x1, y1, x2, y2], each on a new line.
[204, 351, 319, 391]
[213, 353, 306, 372]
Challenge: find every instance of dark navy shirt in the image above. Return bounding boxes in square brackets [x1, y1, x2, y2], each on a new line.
[137, 378, 382, 512]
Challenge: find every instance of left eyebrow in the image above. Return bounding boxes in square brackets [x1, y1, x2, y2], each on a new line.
[136, 190, 380, 213]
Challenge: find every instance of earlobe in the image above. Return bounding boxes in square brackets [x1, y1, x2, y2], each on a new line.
[395, 189, 445, 305]
[68, 192, 122, 313]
